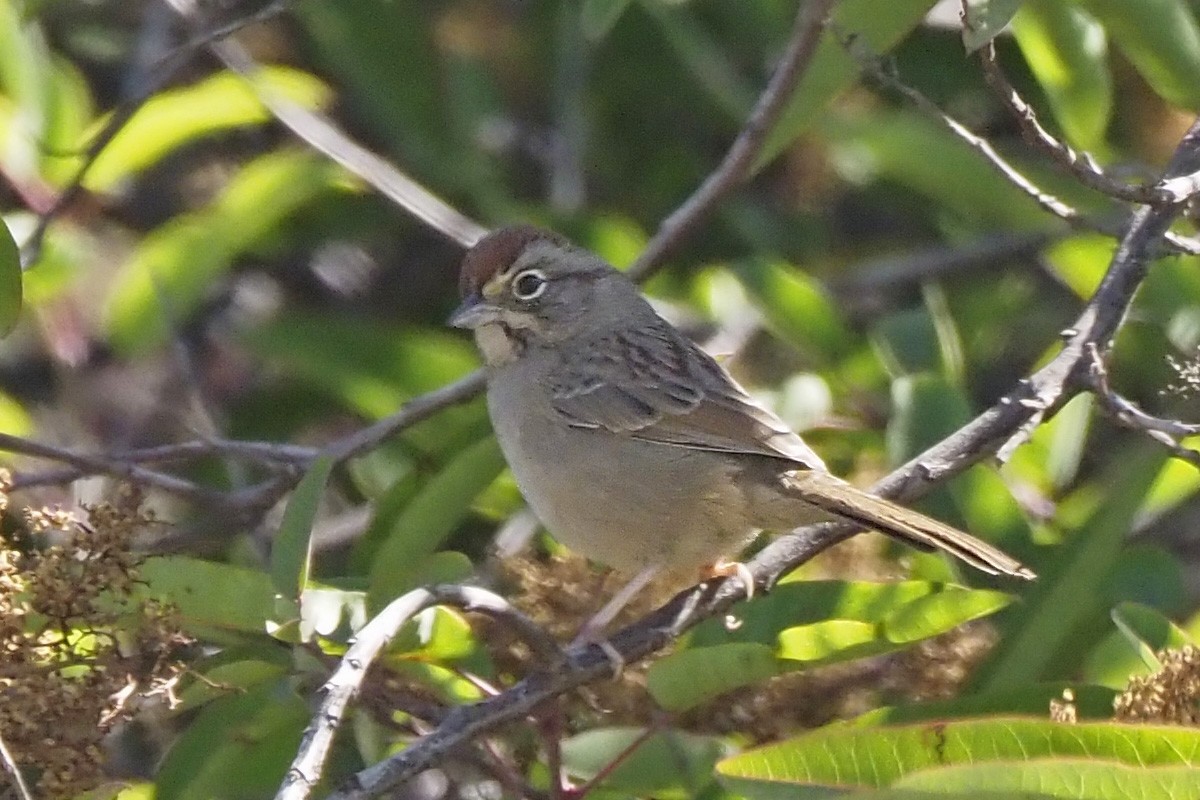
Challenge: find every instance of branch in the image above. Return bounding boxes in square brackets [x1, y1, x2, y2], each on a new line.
[167, 2, 488, 249]
[628, 0, 838, 280]
[976, 41, 1170, 206]
[0, 729, 34, 800]
[326, 115, 1200, 800]
[0, 433, 222, 500]
[850, 38, 1200, 257]
[1085, 344, 1200, 468]
[276, 585, 562, 800]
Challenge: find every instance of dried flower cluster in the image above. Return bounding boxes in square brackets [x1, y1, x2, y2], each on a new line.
[0, 475, 188, 796]
[1164, 352, 1200, 399]
[1113, 645, 1200, 726]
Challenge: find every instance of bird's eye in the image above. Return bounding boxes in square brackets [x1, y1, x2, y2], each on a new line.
[511, 269, 548, 300]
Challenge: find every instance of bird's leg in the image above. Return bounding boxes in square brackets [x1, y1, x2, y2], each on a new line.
[705, 559, 755, 601]
[572, 564, 660, 677]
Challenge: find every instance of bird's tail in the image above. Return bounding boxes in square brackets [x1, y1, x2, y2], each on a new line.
[782, 470, 1035, 580]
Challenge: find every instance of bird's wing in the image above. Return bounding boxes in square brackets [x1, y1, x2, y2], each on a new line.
[547, 319, 825, 470]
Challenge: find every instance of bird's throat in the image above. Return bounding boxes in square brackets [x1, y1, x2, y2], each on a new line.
[474, 323, 525, 366]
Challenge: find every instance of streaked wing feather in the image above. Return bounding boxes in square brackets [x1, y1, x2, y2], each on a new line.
[548, 320, 825, 469]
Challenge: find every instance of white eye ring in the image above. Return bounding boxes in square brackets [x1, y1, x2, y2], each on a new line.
[511, 269, 548, 300]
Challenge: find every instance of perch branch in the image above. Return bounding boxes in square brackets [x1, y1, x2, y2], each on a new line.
[326, 116, 1200, 800]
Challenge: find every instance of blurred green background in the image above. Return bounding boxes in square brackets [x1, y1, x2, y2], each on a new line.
[3, 0, 1200, 797]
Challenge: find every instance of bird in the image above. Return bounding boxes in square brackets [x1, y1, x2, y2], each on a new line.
[448, 225, 1034, 628]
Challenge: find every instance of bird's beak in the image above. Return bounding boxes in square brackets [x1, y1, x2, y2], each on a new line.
[448, 293, 503, 330]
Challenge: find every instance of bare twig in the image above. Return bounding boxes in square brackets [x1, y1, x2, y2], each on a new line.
[628, 0, 839, 279]
[166, 4, 487, 248]
[1085, 344, 1200, 467]
[0, 433, 221, 499]
[0, 729, 34, 800]
[849, 38, 1200, 257]
[976, 41, 1169, 206]
[322, 373, 488, 463]
[6, 438, 313, 491]
[829, 230, 1060, 293]
[276, 585, 561, 800]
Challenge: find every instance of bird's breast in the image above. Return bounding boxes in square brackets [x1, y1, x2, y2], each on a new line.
[485, 362, 756, 574]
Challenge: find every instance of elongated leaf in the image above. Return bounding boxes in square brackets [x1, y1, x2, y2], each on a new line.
[642, 0, 756, 121]
[104, 150, 344, 354]
[85, 67, 331, 191]
[1011, 0, 1112, 151]
[563, 727, 732, 797]
[647, 643, 780, 711]
[962, 0, 1026, 51]
[174, 647, 291, 712]
[973, 449, 1166, 692]
[271, 455, 334, 599]
[897, 760, 1200, 799]
[823, 110, 1051, 230]
[731, 258, 853, 361]
[0, 216, 19, 335]
[367, 437, 506, 610]
[582, 0, 633, 40]
[756, 0, 939, 169]
[1081, 0, 1200, 110]
[1111, 601, 1194, 669]
[155, 680, 308, 800]
[856, 683, 1119, 725]
[138, 556, 275, 635]
[652, 581, 1013, 710]
[717, 718, 1200, 795]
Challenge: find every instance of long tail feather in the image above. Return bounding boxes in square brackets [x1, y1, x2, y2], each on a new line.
[783, 471, 1035, 580]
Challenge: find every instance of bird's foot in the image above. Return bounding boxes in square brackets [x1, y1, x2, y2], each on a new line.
[704, 559, 755, 601]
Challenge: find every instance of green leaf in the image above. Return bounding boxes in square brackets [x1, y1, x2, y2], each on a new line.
[389, 605, 478, 662]
[897, 760, 1200, 799]
[777, 586, 1013, 662]
[886, 374, 971, 465]
[856, 683, 1119, 725]
[270, 455, 334, 600]
[155, 680, 308, 800]
[0, 216, 19, 336]
[973, 449, 1166, 692]
[367, 436, 505, 610]
[654, 581, 1013, 709]
[562, 727, 732, 796]
[0, 389, 32, 441]
[138, 556, 275, 636]
[882, 585, 1014, 643]
[1011, 0, 1112, 151]
[297, 585, 368, 643]
[647, 643, 780, 711]
[582, 0, 634, 40]
[368, 551, 475, 619]
[962, 0, 1027, 52]
[104, 150, 344, 354]
[84, 67, 331, 191]
[756, 0, 939, 169]
[730, 258, 853, 361]
[717, 718, 1200, 795]
[1111, 601, 1194, 671]
[1080, 0, 1200, 110]
[174, 646, 292, 712]
[823, 110, 1051, 230]
[778, 619, 880, 661]
[642, 0, 757, 121]
[242, 315, 479, 420]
